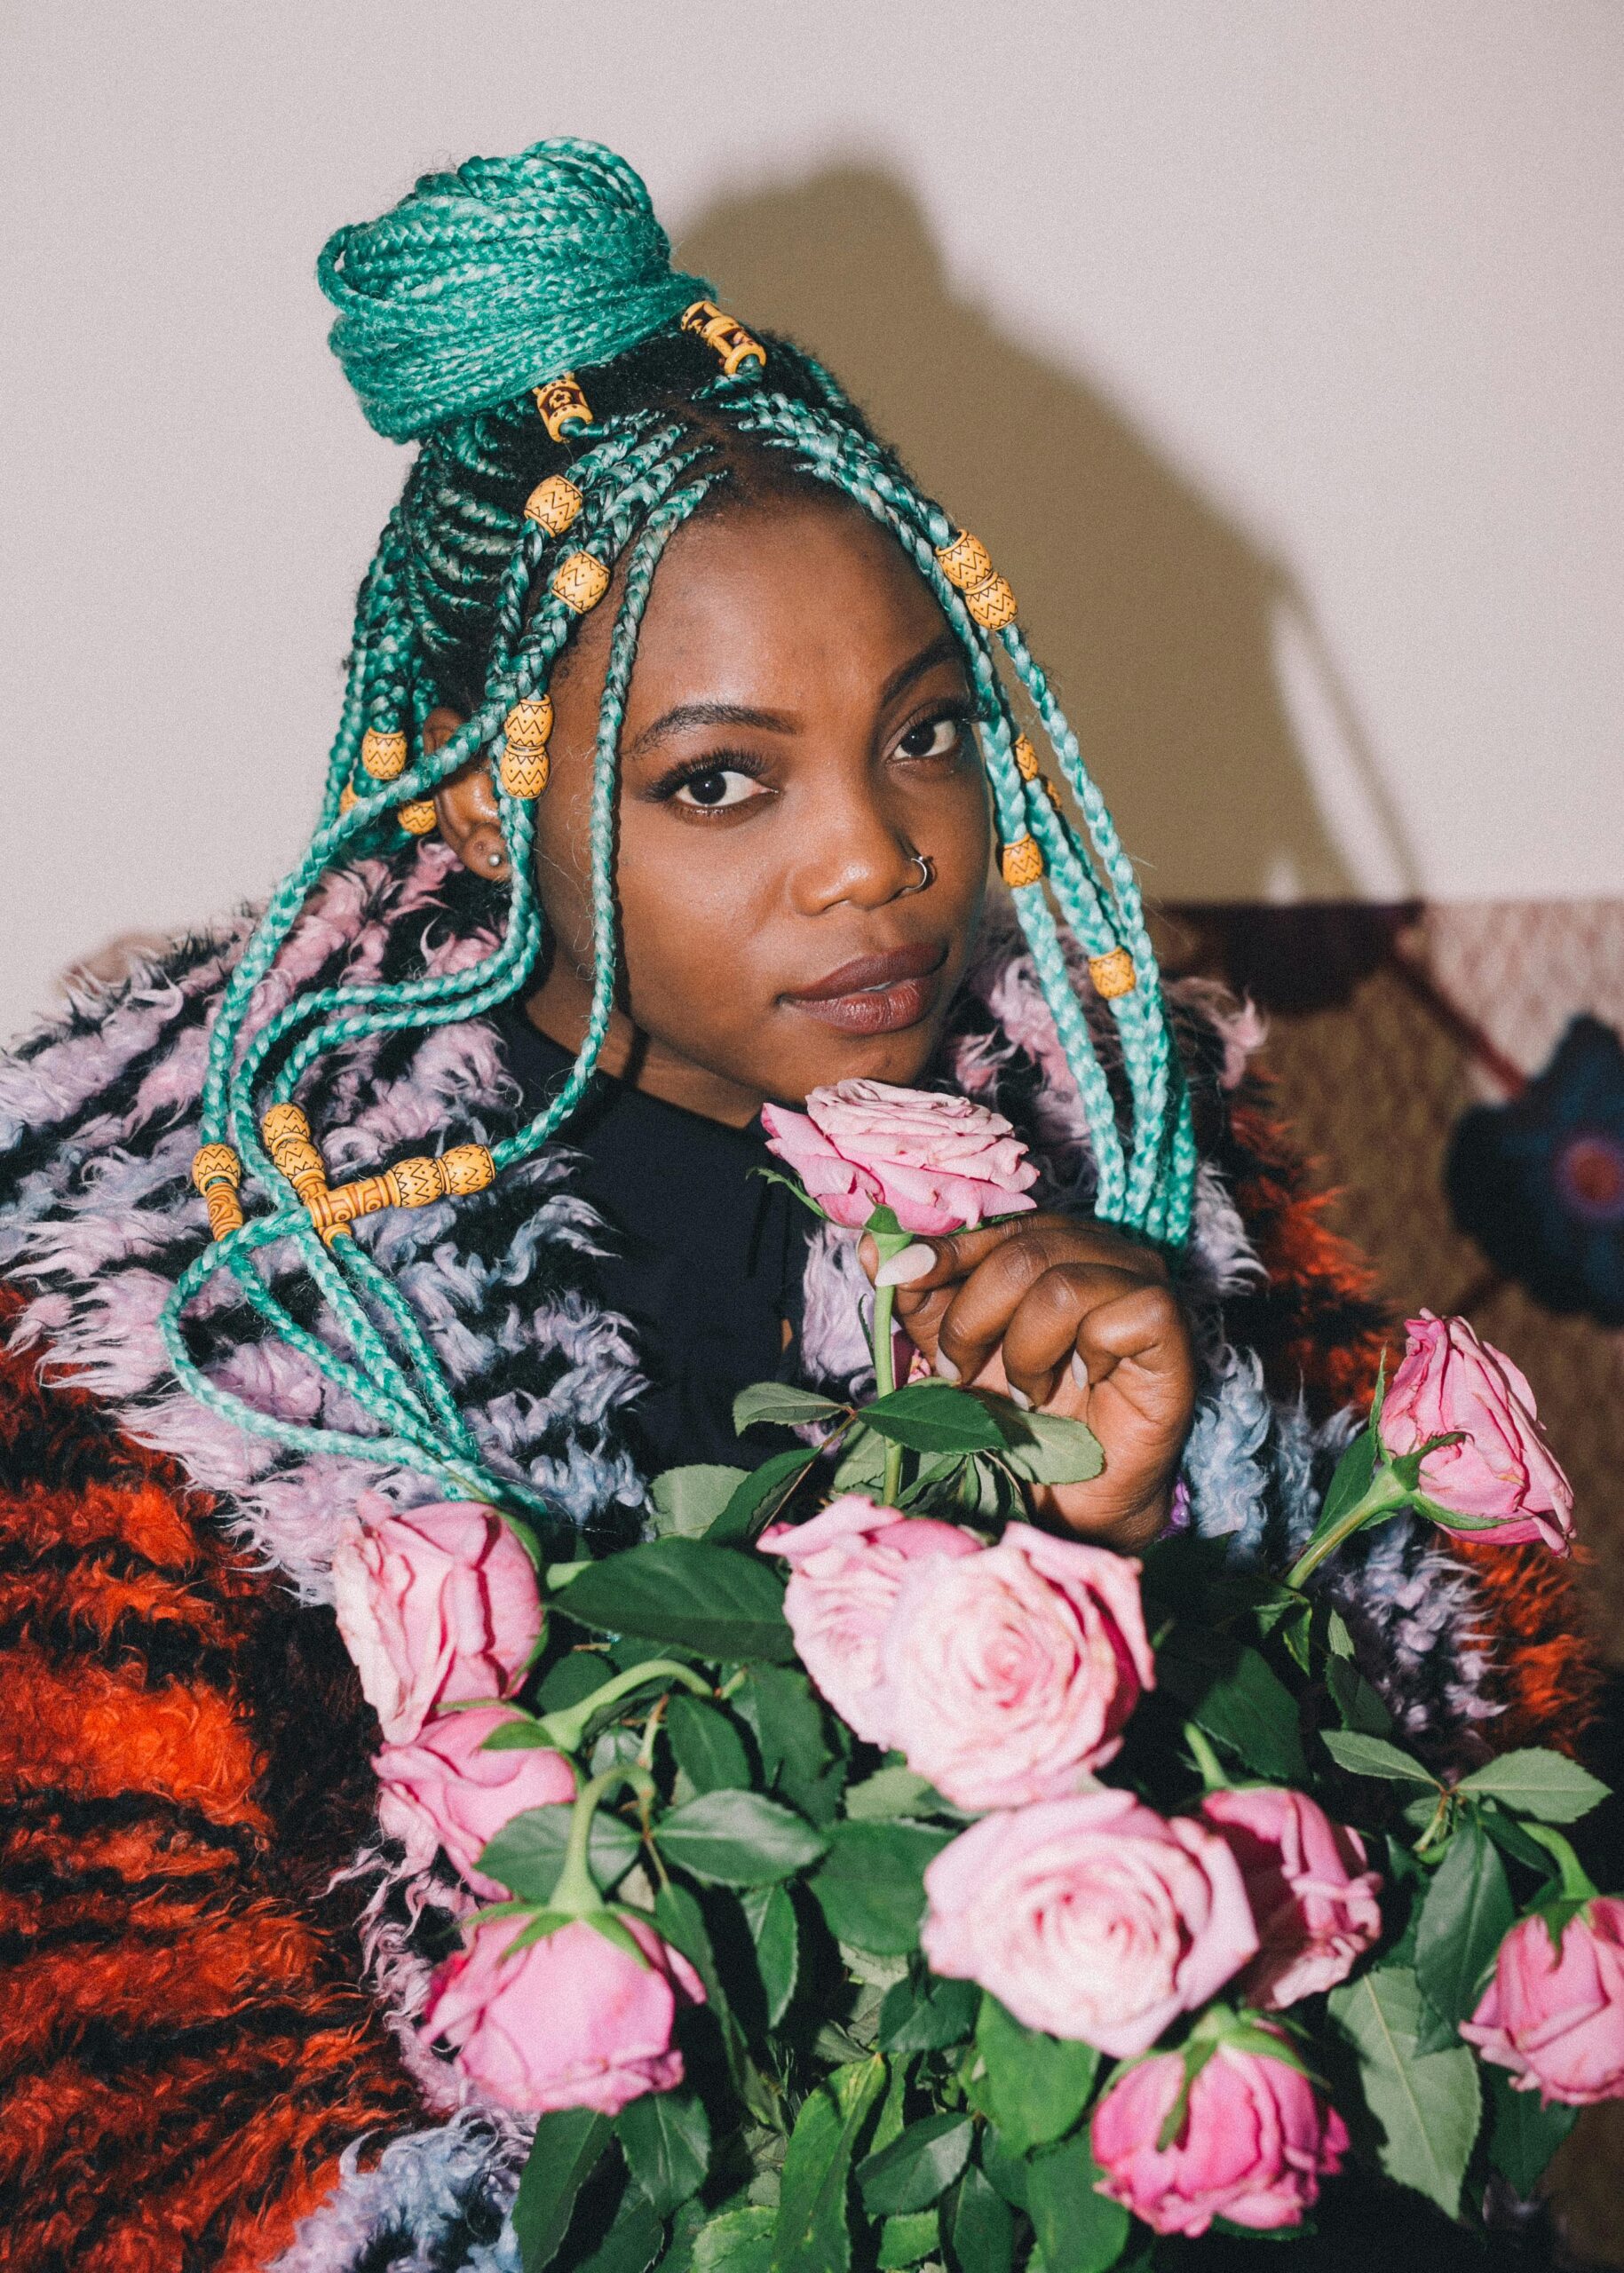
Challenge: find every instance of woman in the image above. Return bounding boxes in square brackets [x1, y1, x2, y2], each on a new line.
[0, 140, 1593, 2269]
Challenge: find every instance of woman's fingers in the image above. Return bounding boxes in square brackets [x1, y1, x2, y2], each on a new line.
[932, 1255, 1146, 1393]
[1070, 1282, 1196, 1423]
[859, 1215, 1169, 1295]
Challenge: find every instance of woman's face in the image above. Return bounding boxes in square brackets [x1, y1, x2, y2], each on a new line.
[438, 486, 993, 1123]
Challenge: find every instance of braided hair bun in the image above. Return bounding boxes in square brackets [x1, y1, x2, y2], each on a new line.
[318, 137, 713, 440]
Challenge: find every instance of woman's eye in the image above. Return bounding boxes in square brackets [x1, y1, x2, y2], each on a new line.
[897, 716, 963, 761]
[673, 767, 764, 811]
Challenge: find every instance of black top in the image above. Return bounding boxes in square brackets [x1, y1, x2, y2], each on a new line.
[498, 1009, 812, 1475]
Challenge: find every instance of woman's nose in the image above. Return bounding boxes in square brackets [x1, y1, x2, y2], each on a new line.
[790, 780, 923, 916]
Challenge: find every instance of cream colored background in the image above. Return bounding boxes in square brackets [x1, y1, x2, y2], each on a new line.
[3, 0, 1621, 1041]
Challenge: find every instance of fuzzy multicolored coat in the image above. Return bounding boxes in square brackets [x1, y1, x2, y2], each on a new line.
[0, 843, 1596, 2270]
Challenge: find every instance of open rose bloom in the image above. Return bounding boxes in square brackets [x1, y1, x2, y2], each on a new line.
[1380, 1311, 1574, 1554]
[424, 1913, 705, 2117]
[761, 1080, 1039, 1234]
[331, 1495, 543, 1744]
[374, 1705, 575, 1897]
[1091, 2036, 1349, 2237]
[1462, 1901, 1624, 2106]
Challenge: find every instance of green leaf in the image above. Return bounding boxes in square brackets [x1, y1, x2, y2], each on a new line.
[738, 1665, 844, 1826]
[974, 1994, 1099, 2153]
[557, 1538, 796, 1662]
[651, 1465, 750, 1539]
[1026, 2134, 1129, 2273]
[859, 2113, 974, 2215]
[865, 1381, 1007, 1454]
[772, 2055, 887, 2273]
[618, 2086, 711, 2217]
[656, 1789, 827, 1886]
[981, 1396, 1105, 1485]
[976, 2129, 1029, 2212]
[511, 2108, 610, 2272]
[1327, 1652, 1396, 1738]
[949, 2162, 1015, 2273]
[1320, 1729, 1438, 1786]
[1329, 1965, 1481, 2218]
[575, 2194, 664, 2273]
[875, 2209, 939, 2268]
[741, 1882, 799, 2027]
[1478, 1804, 1559, 1873]
[1415, 1816, 1515, 2033]
[1321, 1424, 1378, 1532]
[831, 1422, 889, 1492]
[844, 1765, 939, 1821]
[477, 1804, 640, 1904]
[733, 1382, 845, 1433]
[808, 1820, 953, 1954]
[1485, 2066, 1579, 2197]
[707, 1447, 821, 1544]
[667, 1696, 753, 1793]
[480, 1717, 561, 1751]
[1168, 1644, 1307, 1782]
[691, 2206, 776, 2273]
[1456, 1748, 1611, 1824]
[878, 1968, 978, 2053]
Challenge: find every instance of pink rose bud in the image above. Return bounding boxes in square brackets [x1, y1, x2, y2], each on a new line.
[331, 1495, 543, 1745]
[423, 1912, 706, 2117]
[1462, 1901, 1624, 2105]
[1199, 1786, 1383, 2010]
[881, 1523, 1155, 1809]
[761, 1080, 1039, 1235]
[1380, 1311, 1574, 1554]
[921, 1789, 1258, 2055]
[1090, 2033, 1349, 2237]
[374, 1706, 576, 1897]
[760, 1493, 978, 1744]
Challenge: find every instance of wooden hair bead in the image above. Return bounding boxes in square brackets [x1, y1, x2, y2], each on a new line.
[936, 531, 994, 591]
[524, 474, 584, 535]
[361, 729, 409, 781]
[338, 785, 360, 816]
[192, 1143, 243, 1239]
[203, 1184, 244, 1239]
[1089, 947, 1137, 1001]
[398, 797, 439, 836]
[533, 375, 593, 442]
[263, 1104, 329, 1204]
[503, 697, 552, 750]
[1012, 734, 1041, 781]
[306, 1143, 495, 1233]
[680, 298, 767, 376]
[500, 745, 551, 799]
[964, 572, 1018, 630]
[1001, 836, 1045, 889]
[552, 550, 610, 614]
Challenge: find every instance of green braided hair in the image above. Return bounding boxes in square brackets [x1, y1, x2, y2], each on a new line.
[163, 136, 1196, 1517]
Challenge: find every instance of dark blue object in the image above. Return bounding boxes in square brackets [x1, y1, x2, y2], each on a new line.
[1447, 1015, 1624, 1327]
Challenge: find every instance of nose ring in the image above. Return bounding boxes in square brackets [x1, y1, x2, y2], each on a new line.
[904, 851, 932, 894]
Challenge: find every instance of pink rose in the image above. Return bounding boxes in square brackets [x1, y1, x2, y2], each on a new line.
[1200, 1786, 1383, 2010]
[423, 1912, 705, 2117]
[375, 1706, 576, 1897]
[761, 1080, 1039, 1234]
[760, 1494, 978, 1744]
[1380, 1311, 1573, 1554]
[881, 1523, 1154, 1809]
[1462, 1901, 1624, 2105]
[331, 1495, 543, 1744]
[1091, 2033, 1349, 2237]
[920, 1789, 1258, 2055]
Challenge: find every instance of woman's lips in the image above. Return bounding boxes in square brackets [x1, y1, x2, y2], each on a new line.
[780, 943, 947, 1036]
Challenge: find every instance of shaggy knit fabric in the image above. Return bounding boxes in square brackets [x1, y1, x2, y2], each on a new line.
[0, 841, 1599, 2269]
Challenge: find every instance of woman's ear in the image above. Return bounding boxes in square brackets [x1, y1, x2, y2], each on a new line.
[425, 707, 510, 882]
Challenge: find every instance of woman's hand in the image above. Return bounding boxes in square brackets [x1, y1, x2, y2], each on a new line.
[859, 1216, 1196, 1550]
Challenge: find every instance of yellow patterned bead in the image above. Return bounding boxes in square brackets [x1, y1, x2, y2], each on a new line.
[191, 1143, 242, 1195]
[524, 475, 584, 535]
[1012, 734, 1041, 781]
[203, 1184, 244, 1239]
[361, 729, 408, 781]
[552, 550, 610, 614]
[1001, 836, 1045, 889]
[1089, 947, 1137, 1000]
[441, 1144, 496, 1197]
[500, 698, 552, 799]
[964, 571, 1018, 630]
[680, 298, 767, 376]
[338, 785, 360, 816]
[500, 745, 551, 800]
[935, 531, 994, 591]
[399, 798, 438, 836]
[533, 375, 593, 442]
[503, 697, 552, 750]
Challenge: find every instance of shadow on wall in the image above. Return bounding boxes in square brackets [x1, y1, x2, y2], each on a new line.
[678, 167, 1414, 907]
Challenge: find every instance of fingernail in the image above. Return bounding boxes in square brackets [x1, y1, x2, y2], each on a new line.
[1007, 1385, 1032, 1411]
[1070, 1351, 1088, 1390]
[875, 1242, 935, 1288]
[936, 1350, 961, 1384]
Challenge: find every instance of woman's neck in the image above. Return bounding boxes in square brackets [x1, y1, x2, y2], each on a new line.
[520, 964, 766, 1129]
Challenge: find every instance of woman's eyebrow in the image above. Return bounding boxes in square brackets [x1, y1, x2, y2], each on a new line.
[878, 634, 966, 709]
[624, 637, 969, 765]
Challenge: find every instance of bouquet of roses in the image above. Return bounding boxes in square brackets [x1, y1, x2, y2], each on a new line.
[329, 1082, 1623, 2273]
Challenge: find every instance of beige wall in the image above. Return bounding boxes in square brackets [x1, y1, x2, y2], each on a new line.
[3, 0, 1620, 1041]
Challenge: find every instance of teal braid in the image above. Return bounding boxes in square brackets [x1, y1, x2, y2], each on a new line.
[319, 140, 713, 441]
